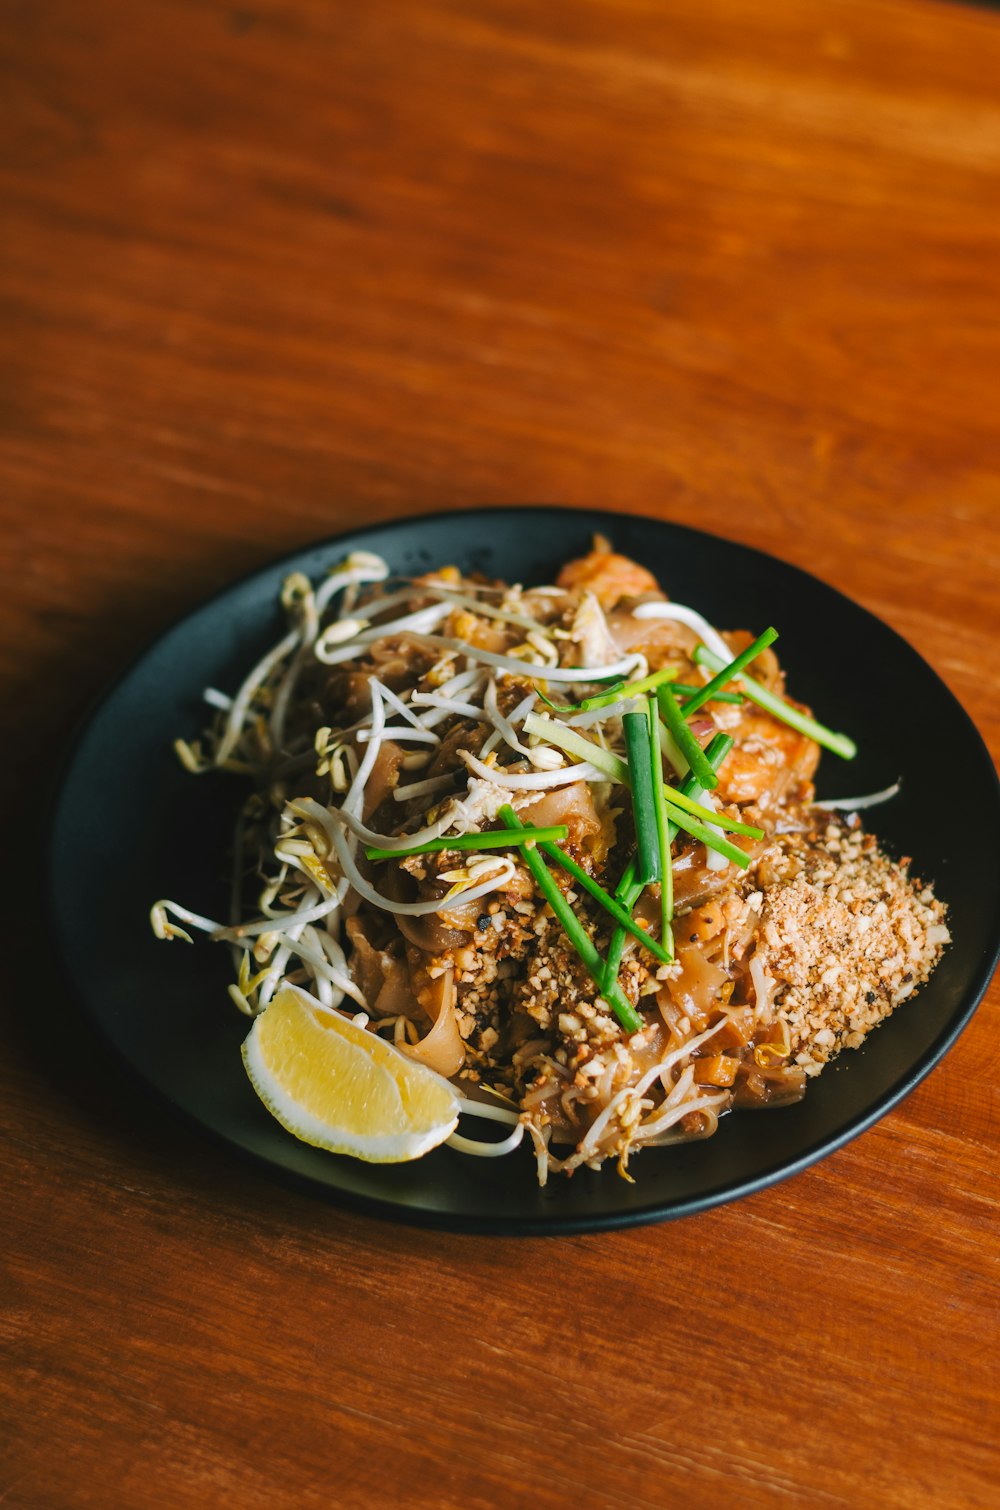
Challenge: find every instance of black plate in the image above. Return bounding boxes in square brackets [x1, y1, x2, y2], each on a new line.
[48, 507, 1000, 1233]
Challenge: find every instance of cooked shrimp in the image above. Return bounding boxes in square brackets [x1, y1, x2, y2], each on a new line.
[714, 709, 820, 807]
[556, 539, 662, 610]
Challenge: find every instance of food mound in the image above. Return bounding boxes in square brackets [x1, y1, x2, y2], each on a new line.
[153, 539, 949, 1182]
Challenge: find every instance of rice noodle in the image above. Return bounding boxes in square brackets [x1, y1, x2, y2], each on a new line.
[402, 970, 465, 1076]
[748, 953, 775, 1015]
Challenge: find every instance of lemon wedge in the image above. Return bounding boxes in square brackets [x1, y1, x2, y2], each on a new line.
[241, 985, 461, 1162]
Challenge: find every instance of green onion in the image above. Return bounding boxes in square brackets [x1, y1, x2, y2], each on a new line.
[536, 670, 632, 713]
[364, 825, 569, 861]
[536, 664, 678, 715]
[656, 683, 719, 791]
[578, 664, 679, 712]
[661, 783, 763, 840]
[648, 695, 674, 954]
[692, 646, 857, 760]
[656, 719, 687, 779]
[521, 712, 762, 844]
[603, 932, 630, 996]
[527, 835, 673, 966]
[667, 733, 733, 844]
[498, 805, 642, 1034]
[679, 627, 779, 717]
[667, 811, 749, 868]
[605, 733, 733, 988]
[671, 682, 743, 704]
[536, 688, 576, 712]
[614, 858, 641, 908]
[623, 709, 659, 884]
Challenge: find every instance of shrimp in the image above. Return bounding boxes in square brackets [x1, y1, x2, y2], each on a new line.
[714, 709, 820, 808]
[557, 538, 662, 610]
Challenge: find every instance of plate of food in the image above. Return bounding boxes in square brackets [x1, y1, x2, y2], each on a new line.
[48, 507, 1000, 1232]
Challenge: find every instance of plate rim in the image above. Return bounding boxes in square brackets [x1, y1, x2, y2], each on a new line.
[45, 504, 1000, 1234]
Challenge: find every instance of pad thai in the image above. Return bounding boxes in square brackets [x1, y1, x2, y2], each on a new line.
[152, 538, 949, 1182]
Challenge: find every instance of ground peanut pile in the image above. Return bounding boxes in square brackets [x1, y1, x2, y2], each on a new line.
[754, 817, 950, 1074]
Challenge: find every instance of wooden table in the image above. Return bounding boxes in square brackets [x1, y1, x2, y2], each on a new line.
[3, 2, 998, 1505]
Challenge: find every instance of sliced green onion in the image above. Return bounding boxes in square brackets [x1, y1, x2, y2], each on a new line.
[656, 683, 719, 791]
[624, 709, 659, 885]
[498, 805, 642, 1034]
[679, 627, 779, 717]
[364, 825, 569, 861]
[692, 646, 857, 760]
[522, 712, 762, 843]
[648, 696, 673, 953]
[528, 836, 673, 966]
[671, 682, 743, 704]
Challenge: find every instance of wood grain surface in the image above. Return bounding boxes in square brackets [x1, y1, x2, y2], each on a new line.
[2, 2, 998, 1506]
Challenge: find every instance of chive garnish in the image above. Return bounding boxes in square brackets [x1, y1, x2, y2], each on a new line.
[520, 712, 763, 847]
[647, 695, 674, 954]
[660, 786, 762, 840]
[691, 645, 857, 760]
[604, 733, 733, 989]
[667, 811, 748, 868]
[656, 682, 719, 791]
[527, 834, 673, 966]
[602, 929, 630, 997]
[577, 664, 679, 713]
[536, 664, 679, 715]
[623, 709, 660, 885]
[498, 805, 642, 1034]
[667, 732, 733, 844]
[614, 857, 640, 908]
[679, 627, 779, 718]
[671, 682, 743, 704]
[364, 824, 569, 861]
